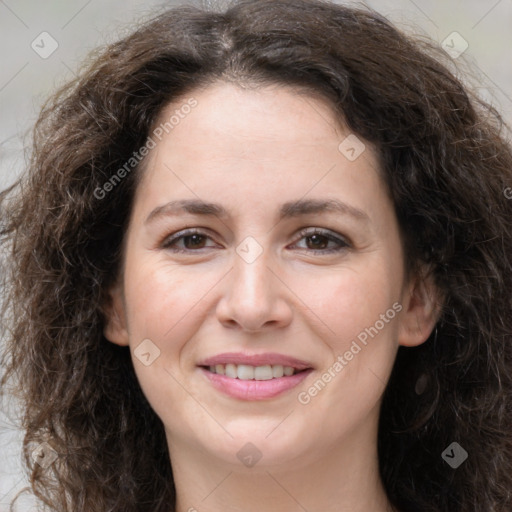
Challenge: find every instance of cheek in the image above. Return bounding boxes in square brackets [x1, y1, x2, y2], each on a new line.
[296, 262, 401, 348]
[122, 259, 214, 426]
[123, 255, 213, 342]
[292, 259, 401, 407]
[295, 268, 400, 432]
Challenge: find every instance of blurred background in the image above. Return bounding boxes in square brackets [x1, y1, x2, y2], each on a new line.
[1, 0, 511, 509]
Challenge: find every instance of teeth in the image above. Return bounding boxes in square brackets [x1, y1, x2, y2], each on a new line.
[207, 363, 298, 379]
[254, 365, 273, 380]
[284, 366, 294, 376]
[237, 364, 254, 380]
[272, 365, 284, 378]
[225, 363, 237, 378]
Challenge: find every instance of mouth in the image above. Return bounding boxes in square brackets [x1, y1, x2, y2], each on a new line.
[197, 353, 313, 400]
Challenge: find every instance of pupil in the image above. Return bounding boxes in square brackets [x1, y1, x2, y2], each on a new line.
[185, 234, 205, 248]
[308, 234, 327, 249]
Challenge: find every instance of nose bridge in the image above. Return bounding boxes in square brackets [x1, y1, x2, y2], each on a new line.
[215, 236, 292, 331]
[231, 242, 273, 306]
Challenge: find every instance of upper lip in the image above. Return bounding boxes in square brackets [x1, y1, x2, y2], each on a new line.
[199, 352, 313, 371]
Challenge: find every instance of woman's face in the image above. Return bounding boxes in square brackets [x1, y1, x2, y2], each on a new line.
[106, 82, 436, 469]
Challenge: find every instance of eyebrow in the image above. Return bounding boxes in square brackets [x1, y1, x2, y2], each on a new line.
[145, 198, 370, 224]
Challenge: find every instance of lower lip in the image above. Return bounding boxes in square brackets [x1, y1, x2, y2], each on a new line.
[200, 367, 313, 400]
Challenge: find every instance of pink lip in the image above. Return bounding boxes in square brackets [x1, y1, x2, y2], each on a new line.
[198, 352, 312, 371]
[200, 367, 313, 400]
[198, 352, 314, 401]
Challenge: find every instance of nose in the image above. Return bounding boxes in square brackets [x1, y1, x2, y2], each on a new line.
[215, 248, 293, 332]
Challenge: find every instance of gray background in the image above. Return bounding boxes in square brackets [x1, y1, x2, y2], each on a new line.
[1, 0, 511, 509]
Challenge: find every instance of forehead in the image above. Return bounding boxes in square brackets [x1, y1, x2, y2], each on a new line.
[143, 82, 381, 175]
[133, 82, 389, 226]
[152, 81, 347, 153]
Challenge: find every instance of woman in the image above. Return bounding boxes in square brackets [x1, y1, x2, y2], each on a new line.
[1, 0, 511, 511]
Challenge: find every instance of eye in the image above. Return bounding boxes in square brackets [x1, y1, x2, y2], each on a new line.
[291, 228, 351, 254]
[161, 228, 218, 253]
[161, 227, 351, 255]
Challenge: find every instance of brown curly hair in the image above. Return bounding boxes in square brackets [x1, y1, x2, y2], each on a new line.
[1, 0, 511, 510]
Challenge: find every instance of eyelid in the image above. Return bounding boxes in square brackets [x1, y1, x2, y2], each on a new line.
[161, 226, 351, 254]
[160, 227, 219, 251]
[291, 227, 352, 252]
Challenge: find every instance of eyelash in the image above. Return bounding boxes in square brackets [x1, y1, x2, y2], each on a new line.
[161, 227, 351, 255]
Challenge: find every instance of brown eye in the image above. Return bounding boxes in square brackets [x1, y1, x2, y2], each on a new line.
[292, 228, 351, 254]
[162, 229, 217, 253]
[180, 234, 208, 249]
[305, 234, 330, 250]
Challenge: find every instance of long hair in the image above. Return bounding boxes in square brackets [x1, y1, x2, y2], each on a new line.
[1, 1, 511, 510]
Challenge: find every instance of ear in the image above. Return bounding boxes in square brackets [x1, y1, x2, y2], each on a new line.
[398, 268, 443, 347]
[103, 281, 130, 346]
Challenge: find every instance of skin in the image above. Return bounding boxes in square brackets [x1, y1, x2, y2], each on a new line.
[105, 82, 440, 512]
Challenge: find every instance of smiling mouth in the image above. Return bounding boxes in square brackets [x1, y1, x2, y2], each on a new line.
[202, 363, 307, 380]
